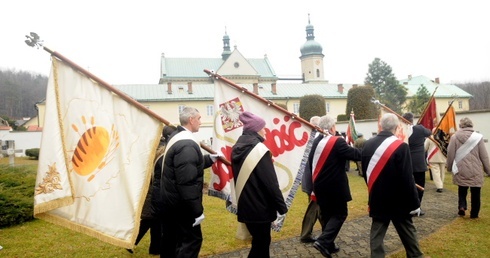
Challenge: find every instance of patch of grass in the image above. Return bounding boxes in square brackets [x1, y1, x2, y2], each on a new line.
[0, 162, 369, 257]
[389, 173, 490, 258]
[0, 156, 39, 166]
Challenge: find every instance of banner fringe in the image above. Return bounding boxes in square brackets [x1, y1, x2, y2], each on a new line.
[35, 212, 133, 248]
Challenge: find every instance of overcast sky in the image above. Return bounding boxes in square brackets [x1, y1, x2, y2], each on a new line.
[2, 0, 489, 85]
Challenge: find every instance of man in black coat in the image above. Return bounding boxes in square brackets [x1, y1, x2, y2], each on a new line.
[300, 115, 325, 243]
[362, 113, 423, 258]
[160, 107, 217, 258]
[402, 112, 431, 215]
[308, 115, 361, 258]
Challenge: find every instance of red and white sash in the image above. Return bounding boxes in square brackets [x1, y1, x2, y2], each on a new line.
[310, 135, 338, 201]
[427, 144, 439, 161]
[366, 136, 403, 193]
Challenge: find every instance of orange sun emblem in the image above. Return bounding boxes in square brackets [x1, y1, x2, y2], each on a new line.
[71, 115, 119, 181]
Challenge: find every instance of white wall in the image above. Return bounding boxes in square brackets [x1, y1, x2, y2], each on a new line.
[0, 131, 42, 157]
[2, 110, 489, 157]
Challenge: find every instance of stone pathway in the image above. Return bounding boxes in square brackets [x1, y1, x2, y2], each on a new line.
[204, 179, 458, 257]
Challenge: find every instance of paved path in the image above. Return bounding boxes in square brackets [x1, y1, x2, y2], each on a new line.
[204, 176, 458, 258]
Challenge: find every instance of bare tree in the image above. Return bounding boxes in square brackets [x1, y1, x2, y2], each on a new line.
[457, 82, 490, 110]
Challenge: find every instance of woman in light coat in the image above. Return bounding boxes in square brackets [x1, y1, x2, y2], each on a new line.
[446, 117, 490, 218]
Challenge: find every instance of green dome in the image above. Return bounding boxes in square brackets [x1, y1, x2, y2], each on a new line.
[300, 40, 323, 56]
[300, 18, 323, 57]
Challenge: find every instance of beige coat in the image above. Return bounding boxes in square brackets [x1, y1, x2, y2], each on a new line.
[424, 137, 446, 164]
[446, 127, 490, 187]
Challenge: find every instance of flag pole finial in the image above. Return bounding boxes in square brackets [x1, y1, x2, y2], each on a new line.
[25, 32, 44, 49]
[370, 97, 382, 106]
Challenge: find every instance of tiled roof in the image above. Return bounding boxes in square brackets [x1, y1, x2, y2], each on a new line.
[115, 75, 471, 102]
[116, 82, 353, 101]
[115, 84, 215, 101]
[400, 75, 472, 98]
[161, 57, 276, 79]
[26, 125, 43, 132]
[162, 58, 223, 78]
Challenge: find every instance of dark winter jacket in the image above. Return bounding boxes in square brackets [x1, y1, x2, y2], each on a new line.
[231, 131, 288, 223]
[160, 126, 214, 220]
[408, 124, 431, 173]
[361, 131, 420, 219]
[308, 134, 361, 208]
[149, 153, 165, 218]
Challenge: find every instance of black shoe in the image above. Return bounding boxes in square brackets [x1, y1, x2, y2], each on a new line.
[126, 249, 134, 254]
[436, 188, 443, 193]
[313, 241, 332, 258]
[470, 215, 479, 219]
[458, 208, 465, 216]
[300, 237, 316, 243]
[327, 243, 340, 254]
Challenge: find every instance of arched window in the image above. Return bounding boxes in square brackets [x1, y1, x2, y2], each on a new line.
[316, 69, 320, 78]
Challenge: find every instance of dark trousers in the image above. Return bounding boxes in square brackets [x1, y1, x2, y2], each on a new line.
[370, 217, 423, 258]
[458, 186, 481, 217]
[413, 172, 426, 202]
[246, 222, 272, 258]
[356, 161, 363, 176]
[160, 212, 202, 258]
[300, 195, 324, 240]
[135, 218, 161, 254]
[316, 202, 347, 250]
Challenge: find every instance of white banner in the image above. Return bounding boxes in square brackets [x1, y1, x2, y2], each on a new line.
[33, 58, 162, 248]
[208, 79, 315, 230]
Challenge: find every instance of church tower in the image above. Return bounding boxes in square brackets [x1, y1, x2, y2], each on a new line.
[300, 15, 325, 83]
[221, 28, 232, 60]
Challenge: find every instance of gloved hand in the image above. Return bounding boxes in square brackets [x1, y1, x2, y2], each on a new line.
[209, 151, 223, 162]
[210, 154, 219, 162]
[192, 213, 205, 227]
[410, 207, 421, 217]
[272, 212, 286, 227]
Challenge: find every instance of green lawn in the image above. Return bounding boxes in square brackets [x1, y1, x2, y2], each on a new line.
[1, 159, 489, 257]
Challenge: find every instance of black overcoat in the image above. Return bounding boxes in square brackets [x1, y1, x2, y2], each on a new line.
[361, 131, 420, 219]
[231, 131, 288, 223]
[308, 134, 361, 208]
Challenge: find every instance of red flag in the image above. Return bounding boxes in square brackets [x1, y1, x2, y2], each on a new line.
[418, 97, 437, 130]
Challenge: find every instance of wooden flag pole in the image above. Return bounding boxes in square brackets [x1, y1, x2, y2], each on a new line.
[203, 69, 324, 134]
[372, 100, 424, 191]
[43, 46, 171, 125]
[33, 41, 228, 164]
[376, 102, 412, 125]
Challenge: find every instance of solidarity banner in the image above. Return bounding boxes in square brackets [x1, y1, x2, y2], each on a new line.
[208, 77, 315, 231]
[33, 58, 162, 248]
